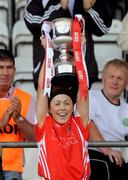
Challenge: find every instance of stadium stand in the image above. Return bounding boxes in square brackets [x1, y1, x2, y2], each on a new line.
[14, 56, 33, 81]
[0, 0, 8, 25]
[15, 0, 26, 20]
[0, 0, 9, 49]
[0, 21, 9, 49]
[93, 19, 123, 79]
[13, 56, 36, 97]
[90, 80, 103, 90]
[12, 20, 33, 57]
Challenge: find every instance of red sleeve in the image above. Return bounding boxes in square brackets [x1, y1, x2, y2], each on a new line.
[75, 117, 91, 140]
[34, 115, 52, 142]
[34, 123, 44, 142]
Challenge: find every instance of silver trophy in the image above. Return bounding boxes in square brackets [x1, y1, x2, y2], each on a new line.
[51, 18, 77, 86]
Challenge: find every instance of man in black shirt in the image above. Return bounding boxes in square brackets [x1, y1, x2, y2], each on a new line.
[24, 0, 113, 89]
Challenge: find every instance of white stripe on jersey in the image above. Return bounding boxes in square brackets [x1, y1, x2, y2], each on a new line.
[37, 118, 89, 179]
[38, 134, 51, 179]
[73, 119, 90, 177]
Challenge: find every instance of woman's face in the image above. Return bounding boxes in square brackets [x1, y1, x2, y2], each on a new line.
[50, 94, 74, 124]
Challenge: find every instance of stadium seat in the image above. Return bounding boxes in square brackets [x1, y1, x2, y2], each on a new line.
[91, 81, 103, 90]
[13, 56, 36, 96]
[0, 21, 9, 49]
[0, 0, 8, 25]
[14, 56, 33, 82]
[12, 20, 33, 57]
[15, 0, 26, 20]
[93, 19, 123, 79]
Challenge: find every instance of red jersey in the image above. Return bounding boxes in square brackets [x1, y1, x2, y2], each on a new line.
[34, 115, 90, 180]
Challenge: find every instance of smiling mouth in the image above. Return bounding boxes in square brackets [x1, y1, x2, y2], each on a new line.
[57, 112, 68, 120]
[58, 114, 67, 118]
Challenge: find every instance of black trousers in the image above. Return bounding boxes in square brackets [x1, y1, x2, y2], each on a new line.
[0, 156, 5, 180]
[89, 149, 128, 180]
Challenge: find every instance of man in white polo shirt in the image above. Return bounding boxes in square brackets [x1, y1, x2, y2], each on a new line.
[89, 58, 128, 180]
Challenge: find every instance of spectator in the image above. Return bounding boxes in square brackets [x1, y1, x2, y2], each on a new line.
[34, 35, 90, 179]
[0, 49, 35, 180]
[23, 0, 113, 89]
[89, 59, 128, 180]
[73, 0, 113, 87]
[117, 12, 128, 51]
[23, 0, 70, 90]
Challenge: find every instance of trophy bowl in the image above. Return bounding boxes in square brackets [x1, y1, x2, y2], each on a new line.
[52, 18, 73, 49]
[51, 17, 77, 87]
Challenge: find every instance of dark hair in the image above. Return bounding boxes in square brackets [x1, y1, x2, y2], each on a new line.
[49, 84, 78, 105]
[0, 49, 15, 66]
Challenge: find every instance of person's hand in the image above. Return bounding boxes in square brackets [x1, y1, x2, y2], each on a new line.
[101, 147, 124, 167]
[0, 106, 13, 128]
[40, 34, 53, 50]
[10, 97, 22, 120]
[60, 0, 69, 10]
[83, 0, 96, 12]
[40, 35, 47, 49]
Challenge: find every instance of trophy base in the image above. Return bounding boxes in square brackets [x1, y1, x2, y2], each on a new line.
[51, 73, 78, 87]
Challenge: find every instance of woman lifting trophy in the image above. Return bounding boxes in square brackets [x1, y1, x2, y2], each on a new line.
[41, 15, 88, 98]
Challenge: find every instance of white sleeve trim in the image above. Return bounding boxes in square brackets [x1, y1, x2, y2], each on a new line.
[88, 8, 110, 34]
[24, 3, 61, 24]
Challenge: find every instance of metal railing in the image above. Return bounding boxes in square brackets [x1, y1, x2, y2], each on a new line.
[1, 141, 128, 148]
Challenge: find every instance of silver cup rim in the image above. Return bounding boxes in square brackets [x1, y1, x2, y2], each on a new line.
[52, 17, 73, 23]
